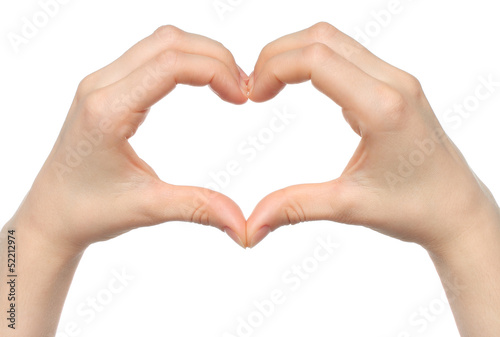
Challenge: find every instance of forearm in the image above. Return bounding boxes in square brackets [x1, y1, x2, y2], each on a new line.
[0, 217, 83, 337]
[429, 208, 500, 337]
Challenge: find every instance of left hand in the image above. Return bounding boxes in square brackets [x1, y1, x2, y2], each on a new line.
[245, 22, 500, 252]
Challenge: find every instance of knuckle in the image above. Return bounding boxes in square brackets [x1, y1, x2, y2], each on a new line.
[258, 42, 276, 64]
[154, 25, 183, 44]
[283, 206, 302, 225]
[222, 48, 237, 68]
[156, 49, 180, 71]
[214, 42, 237, 70]
[280, 189, 307, 225]
[213, 40, 226, 51]
[303, 42, 334, 64]
[374, 84, 408, 125]
[309, 22, 339, 41]
[190, 189, 217, 226]
[401, 73, 424, 100]
[190, 199, 209, 226]
[80, 89, 109, 118]
[76, 73, 99, 100]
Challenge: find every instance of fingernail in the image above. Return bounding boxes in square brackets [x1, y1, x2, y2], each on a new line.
[247, 72, 255, 97]
[224, 227, 245, 248]
[237, 65, 249, 81]
[249, 226, 271, 248]
[239, 76, 249, 97]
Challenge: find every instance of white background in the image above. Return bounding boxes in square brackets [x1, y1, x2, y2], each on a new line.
[1, 0, 500, 336]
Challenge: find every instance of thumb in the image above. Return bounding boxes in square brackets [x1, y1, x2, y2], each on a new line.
[246, 179, 363, 248]
[145, 181, 247, 248]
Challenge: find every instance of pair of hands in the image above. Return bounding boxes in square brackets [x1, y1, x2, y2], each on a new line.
[14, 23, 498, 256]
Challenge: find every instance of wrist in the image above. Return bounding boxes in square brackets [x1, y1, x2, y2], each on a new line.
[7, 202, 87, 263]
[425, 205, 500, 337]
[1, 218, 83, 336]
[427, 204, 500, 266]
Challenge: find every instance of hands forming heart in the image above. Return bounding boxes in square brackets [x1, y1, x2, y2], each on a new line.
[17, 23, 495, 254]
[3, 22, 500, 337]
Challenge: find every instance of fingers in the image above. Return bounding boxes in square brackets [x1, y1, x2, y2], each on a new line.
[249, 43, 383, 126]
[146, 182, 247, 248]
[253, 22, 400, 84]
[246, 179, 365, 248]
[100, 49, 247, 119]
[91, 25, 246, 92]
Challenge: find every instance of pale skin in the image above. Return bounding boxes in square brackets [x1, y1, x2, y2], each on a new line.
[1, 23, 499, 336]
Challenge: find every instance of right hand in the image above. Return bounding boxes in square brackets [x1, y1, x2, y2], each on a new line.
[11, 25, 249, 257]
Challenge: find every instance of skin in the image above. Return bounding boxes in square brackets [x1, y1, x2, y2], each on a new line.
[1, 23, 499, 336]
[245, 23, 500, 336]
[0, 25, 249, 336]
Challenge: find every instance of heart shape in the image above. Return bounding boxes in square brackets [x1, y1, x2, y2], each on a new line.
[29, 22, 476, 263]
[8, 21, 500, 337]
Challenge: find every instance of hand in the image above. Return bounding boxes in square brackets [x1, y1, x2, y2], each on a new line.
[2, 22, 499, 337]
[245, 22, 500, 252]
[12, 25, 249, 255]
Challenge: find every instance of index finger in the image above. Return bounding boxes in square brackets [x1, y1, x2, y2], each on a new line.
[86, 26, 246, 93]
[104, 50, 248, 113]
[249, 43, 393, 130]
[253, 22, 402, 85]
